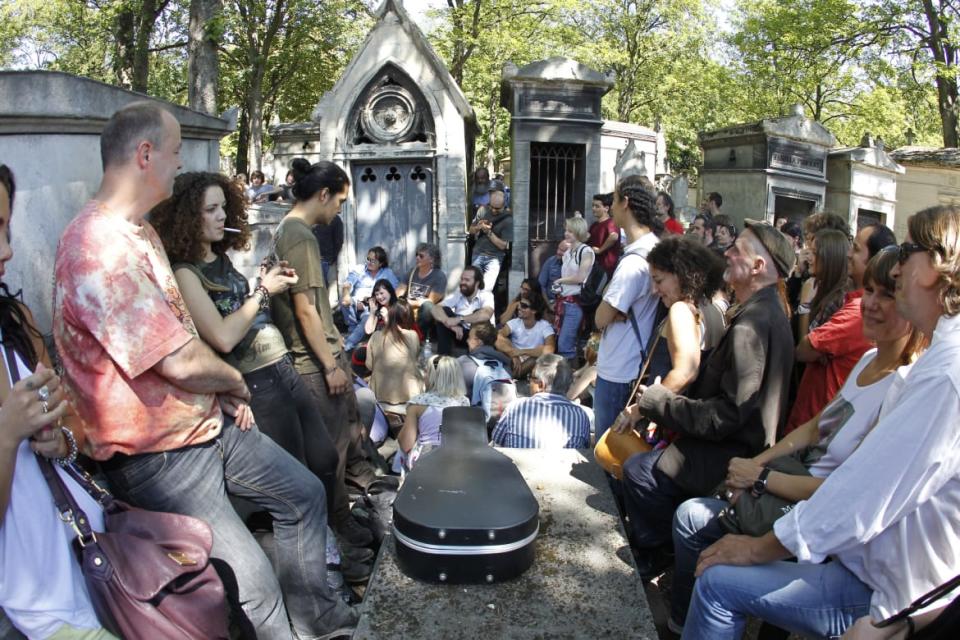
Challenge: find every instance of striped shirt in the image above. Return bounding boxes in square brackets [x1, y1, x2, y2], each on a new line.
[491, 393, 591, 449]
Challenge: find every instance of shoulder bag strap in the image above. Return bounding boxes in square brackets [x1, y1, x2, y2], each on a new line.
[625, 317, 665, 408]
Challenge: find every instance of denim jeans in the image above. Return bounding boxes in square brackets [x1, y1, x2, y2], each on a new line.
[435, 306, 469, 355]
[245, 356, 339, 513]
[299, 351, 378, 528]
[683, 558, 872, 639]
[671, 497, 728, 626]
[472, 254, 501, 291]
[557, 301, 583, 358]
[593, 376, 632, 444]
[103, 420, 346, 640]
[342, 310, 370, 351]
[417, 300, 436, 341]
[341, 302, 361, 332]
[622, 448, 687, 548]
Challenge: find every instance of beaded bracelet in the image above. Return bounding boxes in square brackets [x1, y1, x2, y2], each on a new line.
[55, 426, 79, 468]
[252, 284, 270, 313]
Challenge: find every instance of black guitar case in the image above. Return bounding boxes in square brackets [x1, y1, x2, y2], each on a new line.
[392, 406, 539, 584]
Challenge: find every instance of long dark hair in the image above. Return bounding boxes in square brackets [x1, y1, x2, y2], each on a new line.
[810, 229, 851, 324]
[0, 165, 40, 369]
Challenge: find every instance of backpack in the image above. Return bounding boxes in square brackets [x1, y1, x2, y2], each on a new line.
[575, 245, 609, 308]
[469, 357, 517, 425]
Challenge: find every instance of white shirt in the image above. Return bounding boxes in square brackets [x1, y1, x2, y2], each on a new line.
[506, 318, 555, 350]
[0, 347, 106, 638]
[596, 233, 660, 383]
[774, 313, 960, 619]
[806, 349, 912, 479]
[559, 244, 594, 298]
[440, 288, 495, 328]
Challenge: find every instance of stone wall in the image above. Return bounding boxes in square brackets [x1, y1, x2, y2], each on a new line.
[0, 71, 231, 333]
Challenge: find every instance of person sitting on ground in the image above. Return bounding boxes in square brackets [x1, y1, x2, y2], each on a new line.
[0, 164, 117, 640]
[787, 228, 870, 433]
[341, 246, 399, 351]
[553, 214, 595, 360]
[618, 236, 726, 437]
[491, 354, 591, 449]
[567, 332, 600, 407]
[612, 219, 795, 579]
[53, 104, 358, 637]
[667, 248, 925, 634]
[396, 242, 446, 341]
[457, 321, 512, 398]
[682, 205, 960, 640]
[366, 301, 423, 413]
[496, 293, 556, 380]
[245, 169, 281, 204]
[539, 239, 569, 308]
[431, 266, 495, 355]
[351, 278, 399, 355]
[397, 355, 469, 470]
[590, 192, 621, 277]
[656, 191, 685, 236]
[499, 277, 544, 325]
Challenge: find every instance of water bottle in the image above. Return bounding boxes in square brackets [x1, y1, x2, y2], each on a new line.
[420, 339, 433, 370]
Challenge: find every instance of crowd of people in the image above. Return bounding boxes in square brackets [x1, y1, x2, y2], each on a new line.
[1, 101, 959, 640]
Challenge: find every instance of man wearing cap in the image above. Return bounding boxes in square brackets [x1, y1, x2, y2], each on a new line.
[613, 220, 795, 578]
[468, 180, 512, 292]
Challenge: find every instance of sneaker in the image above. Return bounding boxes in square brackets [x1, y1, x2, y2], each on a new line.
[333, 513, 374, 548]
[297, 602, 360, 640]
[666, 616, 684, 636]
[339, 541, 374, 564]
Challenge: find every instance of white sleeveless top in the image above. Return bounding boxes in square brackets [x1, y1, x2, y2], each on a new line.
[0, 343, 106, 639]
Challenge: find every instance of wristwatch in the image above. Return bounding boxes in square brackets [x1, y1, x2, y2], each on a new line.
[752, 467, 771, 497]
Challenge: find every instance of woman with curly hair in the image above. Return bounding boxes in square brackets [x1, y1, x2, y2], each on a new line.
[614, 236, 726, 432]
[148, 172, 366, 559]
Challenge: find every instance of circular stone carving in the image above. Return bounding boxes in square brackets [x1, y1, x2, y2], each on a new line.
[361, 86, 419, 143]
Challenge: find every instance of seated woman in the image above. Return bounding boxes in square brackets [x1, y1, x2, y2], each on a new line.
[365, 302, 423, 413]
[0, 164, 117, 639]
[396, 355, 469, 471]
[149, 173, 372, 555]
[666, 248, 926, 635]
[498, 277, 544, 326]
[495, 293, 556, 379]
[614, 236, 726, 436]
[355, 278, 400, 354]
[341, 246, 399, 351]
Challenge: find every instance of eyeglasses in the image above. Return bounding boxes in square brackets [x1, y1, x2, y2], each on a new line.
[895, 241, 928, 265]
[366, 257, 379, 264]
[518, 302, 532, 309]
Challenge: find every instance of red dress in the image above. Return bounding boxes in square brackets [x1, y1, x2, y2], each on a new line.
[589, 217, 621, 276]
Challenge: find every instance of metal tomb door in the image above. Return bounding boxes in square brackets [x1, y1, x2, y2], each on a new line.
[352, 162, 433, 280]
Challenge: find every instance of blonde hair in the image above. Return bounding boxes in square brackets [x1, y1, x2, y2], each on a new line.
[428, 355, 467, 398]
[565, 215, 589, 242]
[908, 205, 960, 316]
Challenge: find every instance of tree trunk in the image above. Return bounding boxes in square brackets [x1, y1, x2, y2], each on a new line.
[247, 70, 265, 171]
[920, 0, 959, 147]
[236, 108, 250, 175]
[485, 89, 497, 172]
[935, 75, 959, 148]
[188, 0, 221, 115]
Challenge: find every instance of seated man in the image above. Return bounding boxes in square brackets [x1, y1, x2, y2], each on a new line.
[431, 266, 494, 355]
[615, 220, 795, 577]
[684, 206, 960, 639]
[491, 354, 590, 449]
[395, 242, 446, 341]
[53, 103, 356, 638]
[539, 239, 569, 307]
[495, 294, 556, 379]
[458, 322, 512, 399]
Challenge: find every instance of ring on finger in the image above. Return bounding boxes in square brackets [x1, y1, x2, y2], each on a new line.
[38, 385, 51, 402]
[41, 399, 49, 414]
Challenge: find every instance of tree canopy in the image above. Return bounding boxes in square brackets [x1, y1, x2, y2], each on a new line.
[0, 0, 953, 173]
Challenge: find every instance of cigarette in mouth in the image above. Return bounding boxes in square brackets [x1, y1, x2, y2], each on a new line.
[224, 227, 241, 233]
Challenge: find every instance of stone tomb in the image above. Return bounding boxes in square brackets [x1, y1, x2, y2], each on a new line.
[0, 71, 231, 333]
[825, 134, 904, 232]
[699, 104, 837, 227]
[270, 0, 476, 288]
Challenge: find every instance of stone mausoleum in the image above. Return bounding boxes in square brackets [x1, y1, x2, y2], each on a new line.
[699, 104, 837, 227]
[0, 71, 230, 333]
[270, 0, 476, 286]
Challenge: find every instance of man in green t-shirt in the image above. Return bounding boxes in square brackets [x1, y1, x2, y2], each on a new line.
[271, 175, 379, 557]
